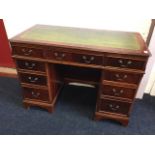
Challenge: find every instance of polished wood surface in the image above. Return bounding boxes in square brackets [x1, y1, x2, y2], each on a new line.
[11, 25, 150, 126]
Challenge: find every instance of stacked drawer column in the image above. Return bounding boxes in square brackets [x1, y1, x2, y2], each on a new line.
[95, 53, 148, 126]
[12, 45, 56, 112]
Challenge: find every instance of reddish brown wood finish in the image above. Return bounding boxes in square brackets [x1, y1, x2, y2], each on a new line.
[102, 84, 136, 100]
[98, 98, 132, 116]
[19, 73, 47, 86]
[10, 25, 150, 126]
[12, 46, 44, 58]
[104, 56, 146, 70]
[23, 87, 49, 101]
[103, 69, 143, 84]
[16, 59, 46, 72]
[73, 54, 103, 65]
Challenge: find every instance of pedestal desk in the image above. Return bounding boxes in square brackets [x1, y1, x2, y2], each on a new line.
[10, 25, 150, 126]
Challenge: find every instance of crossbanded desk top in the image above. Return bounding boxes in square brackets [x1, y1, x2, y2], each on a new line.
[11, 25, 148, 55]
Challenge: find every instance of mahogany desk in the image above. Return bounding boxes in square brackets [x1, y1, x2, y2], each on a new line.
[10, 25, 150, 126]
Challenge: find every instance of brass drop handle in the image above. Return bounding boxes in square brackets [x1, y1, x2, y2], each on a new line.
[115, 74, 128, 81]
[22, 48, 33, 56]
[112, 88, 124, 96]
[25, 62, 36, 69]
[54, 52, 66, 60]
[31, 91, 40, 98]
[82, 56, 95, 64]
[109, 104, 120, 111]
[28, 76, 39, 83]
[118, 59, 132, 67]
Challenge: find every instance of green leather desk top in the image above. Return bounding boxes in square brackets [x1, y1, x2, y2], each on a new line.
[11, 25, 145, 51]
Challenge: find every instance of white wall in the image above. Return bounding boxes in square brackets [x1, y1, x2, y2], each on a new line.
[148, 63, 155, 96]
[0, 0, 151, 38]
[4, 19, 151, 39]
[0, 0, 153, 99]
[145, 29, 155, 96]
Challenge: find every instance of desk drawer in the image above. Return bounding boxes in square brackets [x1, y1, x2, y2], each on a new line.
[99, 98, 131, 115]
[23, 87, 49, 101]
[45, 50, 72, 61]
[105, 57, 145, 70]
[20, 73, 47, 86]
[102, 84, 136, 100]
[103, 70, 142, 84]
[13, 46, 43, 58]
[73, 54, 102, 65]
[16, 60, 45, 72]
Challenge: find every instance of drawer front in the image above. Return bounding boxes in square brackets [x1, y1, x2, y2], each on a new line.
[104, 70, 142, 84]
[12, 46, 43, 58]
[99, 98, 131, 115]
[45, 50, 72, 61]
[16, 60, 45, 72]
[73, 54, 102, 65]
[23, 87, 49, 101]
[20, 73, 47, 85]
[105, 57, 145, 70]
[102, 84, 136, 100]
